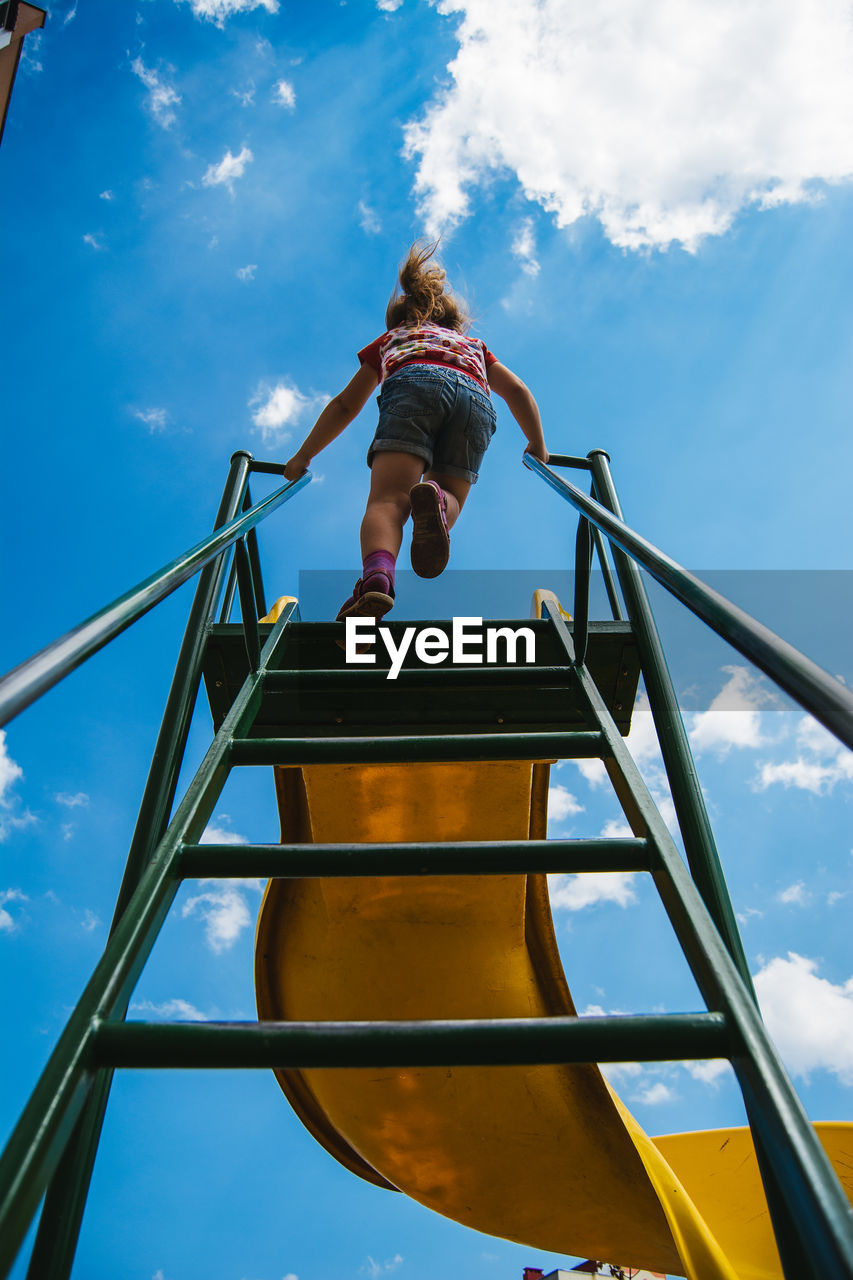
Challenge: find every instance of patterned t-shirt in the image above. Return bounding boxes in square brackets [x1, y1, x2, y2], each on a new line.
[357, 322, 498, 392]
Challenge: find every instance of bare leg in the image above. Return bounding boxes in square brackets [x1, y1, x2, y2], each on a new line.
[360, 451, 428, 557]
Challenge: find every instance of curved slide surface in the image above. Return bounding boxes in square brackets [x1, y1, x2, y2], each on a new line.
[255, 758, 852, 1280]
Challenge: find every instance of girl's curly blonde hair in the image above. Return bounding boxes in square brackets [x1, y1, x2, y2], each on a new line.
[385, 240, 469, 332]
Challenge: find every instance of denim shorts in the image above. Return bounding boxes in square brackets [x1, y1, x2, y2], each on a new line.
[366, 364, 497, 485]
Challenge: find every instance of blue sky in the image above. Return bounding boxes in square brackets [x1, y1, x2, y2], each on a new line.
[2, 1, 853, 1278]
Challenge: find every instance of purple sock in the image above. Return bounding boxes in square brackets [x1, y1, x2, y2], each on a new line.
[363, 549, 396, 589]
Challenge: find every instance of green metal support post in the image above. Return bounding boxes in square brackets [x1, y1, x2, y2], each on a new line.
[0, 603, 298, 1279]
[22, 455, 288, 1280]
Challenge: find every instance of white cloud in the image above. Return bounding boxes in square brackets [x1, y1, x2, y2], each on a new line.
[99, 190, 114, 201]
[548, 870, 637, 912]
[182, 879, 263, 952]
[55, 791, 89, 808]
[361, 1257, 404, 1280]
[624, 696, 663, 767]
[272, 78, 296, 108]
[570, 756, 608, 788]
[202, 145, 253, 195]
[82, 233, 104, 251]
[135, 408, 169, 433]
[200, 819, 247, 845]
[63, 2, 78, 24]
[684, 1058, 732, 1086]
[61, 823, 75, 842]
[0, 889, 28, 933]
[131, 997, 209, 1021]
[232, 83, 255, 107]
[358, 200, 382, 234]
[249, 379, 326, 446]
[403, 0, 853, 251]
[796, 715, 845, 756]
[777, 880, 809, 906]
[80, 909, 100, 932]
[0, 733, 23, 804]
[183, 822, 259, 951]
[236, 263, 258, 281]
[511, 218, 539, 276]
[736, 905, 763, 925]
[377, 0, 404, 11]
[828, 890, 849, 907]
[282, 1274, 299, 1280]
[689, 665, 771, 756]
[547, 784, 584, 823]
[755, 952, 853, 1085]
[0, 734, 36, 842]
[599, 1060, 644, 1087]
[632, 1081, 675, 1106]
[756, 759, 833, 792]
[131, 58, 181, 130]
[754, 712, 853, 794]
[20, 28, 43, 74]
[177, 0, 279, 25]
[600, 818, 633, 839]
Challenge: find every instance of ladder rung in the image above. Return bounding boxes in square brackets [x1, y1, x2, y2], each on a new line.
[229, 731, 607, 766]
[263, 666, 578, 689]
[94, 1012, 729, 1069]
[177, 837, 652, 879]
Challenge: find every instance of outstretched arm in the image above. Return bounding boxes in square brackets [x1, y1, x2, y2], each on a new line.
[283, 362, 380, 479]
[487, 362, 548, 463]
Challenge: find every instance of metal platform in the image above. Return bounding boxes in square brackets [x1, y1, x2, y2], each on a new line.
[202, 618, 641, 737]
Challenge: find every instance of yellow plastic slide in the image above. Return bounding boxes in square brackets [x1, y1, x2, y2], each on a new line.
[254, 685, 851, 1278]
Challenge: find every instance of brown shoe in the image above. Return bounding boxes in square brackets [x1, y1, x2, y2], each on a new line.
[335, 575, 395, 622]
[409, 481, 450, 578]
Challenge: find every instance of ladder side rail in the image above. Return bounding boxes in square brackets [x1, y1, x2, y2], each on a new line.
[26, 450, 254, 1280]
[113, 451, 254, 924]
[220, 481, 270, 626]
[550, 605, 853, 1280]
[234, 536, 261, 672]
[532, 445, 809, 990]
[0, 465, 310, 728]
[217, 485, 252, 623]
[572, 515, 593, 665]
[585, 449, 753, 991]
[0, 605, 296, 1280]
[220, 462, 289, 623]
[525, 451, 853, 749]
[543, 440, 754, 984]
[590, 521, 625, 621]
[243, 485, 269, 620]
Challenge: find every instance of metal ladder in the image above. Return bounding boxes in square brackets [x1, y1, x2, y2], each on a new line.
[0, 448, 851, 1280]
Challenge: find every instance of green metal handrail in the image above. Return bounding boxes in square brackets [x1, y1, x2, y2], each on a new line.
[0, 464, 310, 727]
[524, 452, 853, 749]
